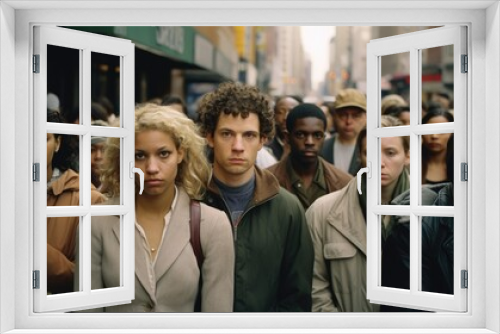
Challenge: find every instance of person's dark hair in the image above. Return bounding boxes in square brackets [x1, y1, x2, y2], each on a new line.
[286, 103, 327, 132]
[161, 94, 188, 114]
[356, 127, 367, 158]
[289, 95, 304, 104]
[422, 107, 454, 183]
[274, 95, 301, 112]
[322, 101, 335, 117]
[91, 102, 108, 122]
[437, 91, 450, 101]
[425, 100, 444, 114]
[383, 104, 410, 118]
[47, 109, 79, 173]
[97, 96, 116, 117]
[422, 107, 454, 124]
[197, 81, 274, 138]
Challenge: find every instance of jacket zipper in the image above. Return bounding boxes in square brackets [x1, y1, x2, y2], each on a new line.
[231, 194, 278, 242]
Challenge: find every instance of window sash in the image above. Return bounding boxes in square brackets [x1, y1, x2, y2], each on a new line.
[33, 25, 136, 313]
[366, 25, 467, 312]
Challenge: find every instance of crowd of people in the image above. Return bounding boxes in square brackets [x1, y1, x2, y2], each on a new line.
[45, 81, 455, 313]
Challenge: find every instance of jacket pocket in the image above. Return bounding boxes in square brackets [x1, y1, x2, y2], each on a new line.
[323, 242, 358, 294]
[324, 242, 357, 259]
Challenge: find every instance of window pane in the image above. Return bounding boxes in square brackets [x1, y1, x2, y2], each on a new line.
[421, 131, 453, 194]
[91, 215, 121, 290]
[47, 133, 81, 205]
[380, 136, 410, 205]
[381, 52, 410, 125]
[93, 137, 121, 204]
[421, 216, 454, 295]
[382, 215, 410, 291]
[421, 44, 454, 122]
[91, 52, 120, 127]
[47, 216, 82, 294]
[47, 44, 80, 125]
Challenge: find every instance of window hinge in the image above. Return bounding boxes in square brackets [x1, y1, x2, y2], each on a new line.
[33, 270, 40, 289]
[33, 54, 40, 73]
[33, 163, 40, 182]
[461, 270, 468, 289]
[461, 162, 468, 181]
[461, 54, 468, 73]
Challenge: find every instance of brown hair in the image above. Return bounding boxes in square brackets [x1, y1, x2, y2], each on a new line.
[197, 82, 275, 139]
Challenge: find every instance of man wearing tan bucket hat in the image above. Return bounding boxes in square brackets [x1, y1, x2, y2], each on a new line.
[320, 88, 367, 176]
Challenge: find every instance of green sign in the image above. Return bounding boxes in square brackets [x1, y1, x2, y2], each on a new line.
[69, 26, 196, 64]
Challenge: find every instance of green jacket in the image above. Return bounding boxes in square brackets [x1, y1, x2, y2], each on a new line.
[204, 167, 314, 312]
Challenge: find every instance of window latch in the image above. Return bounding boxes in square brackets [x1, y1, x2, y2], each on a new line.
[130, 162, 144, 195]
[356, 161, 371, 195]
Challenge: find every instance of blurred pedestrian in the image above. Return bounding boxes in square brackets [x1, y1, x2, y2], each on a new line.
[381, 94, 406, 115]
[266, 95, 300, 160]
[320, 101, 335, 137]
[383, 104, 410, 126]
[90, 120, 109, 189]
[320, 88, 366, 176]
[422, 108, 454, 185]
[46, 109, 105, 294]
[198, 82, 314, 312]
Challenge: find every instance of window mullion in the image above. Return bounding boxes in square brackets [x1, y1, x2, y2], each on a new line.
[81, 47, 92, 296]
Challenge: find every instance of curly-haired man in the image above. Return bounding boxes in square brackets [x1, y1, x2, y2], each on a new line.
[198, 82, 314, 312]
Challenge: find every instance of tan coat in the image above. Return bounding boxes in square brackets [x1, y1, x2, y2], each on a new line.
[47, 169, 104, 294]
[305, 178, 379, 312]
[90, 187, 234, 312]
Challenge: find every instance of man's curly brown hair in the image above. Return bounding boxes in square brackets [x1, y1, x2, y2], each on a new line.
[197, 82, 275, 138]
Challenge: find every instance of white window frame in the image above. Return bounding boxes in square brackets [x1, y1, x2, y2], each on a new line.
[33, 25, 136, 312]
[365, 26, 467, 312]
[0, 1, 498, 333]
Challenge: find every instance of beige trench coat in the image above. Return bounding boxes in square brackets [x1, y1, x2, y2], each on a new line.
[305, 178, 379, 312]
[89, 187, 234, 312]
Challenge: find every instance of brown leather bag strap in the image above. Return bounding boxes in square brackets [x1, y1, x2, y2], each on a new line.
[189, 199, 204, 268]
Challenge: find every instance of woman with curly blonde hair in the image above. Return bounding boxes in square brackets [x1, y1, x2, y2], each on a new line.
[91, 104, 234, 312]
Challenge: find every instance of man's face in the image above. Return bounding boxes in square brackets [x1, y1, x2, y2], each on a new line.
[333, 107, 366, 141]
[206, 113, 265, 185]
[274, 97, 299, 137]
[288, 117, 325, 164]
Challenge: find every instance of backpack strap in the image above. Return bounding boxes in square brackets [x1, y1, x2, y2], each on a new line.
[189, 199, 204, 268]
[189, 199, 203, 312]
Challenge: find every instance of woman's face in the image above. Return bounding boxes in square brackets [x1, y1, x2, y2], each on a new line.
[46, 133, 61, 168]
[422, 115, 452, 154]
[134, 130, 184, 197]
[380, 136, 409, 188]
